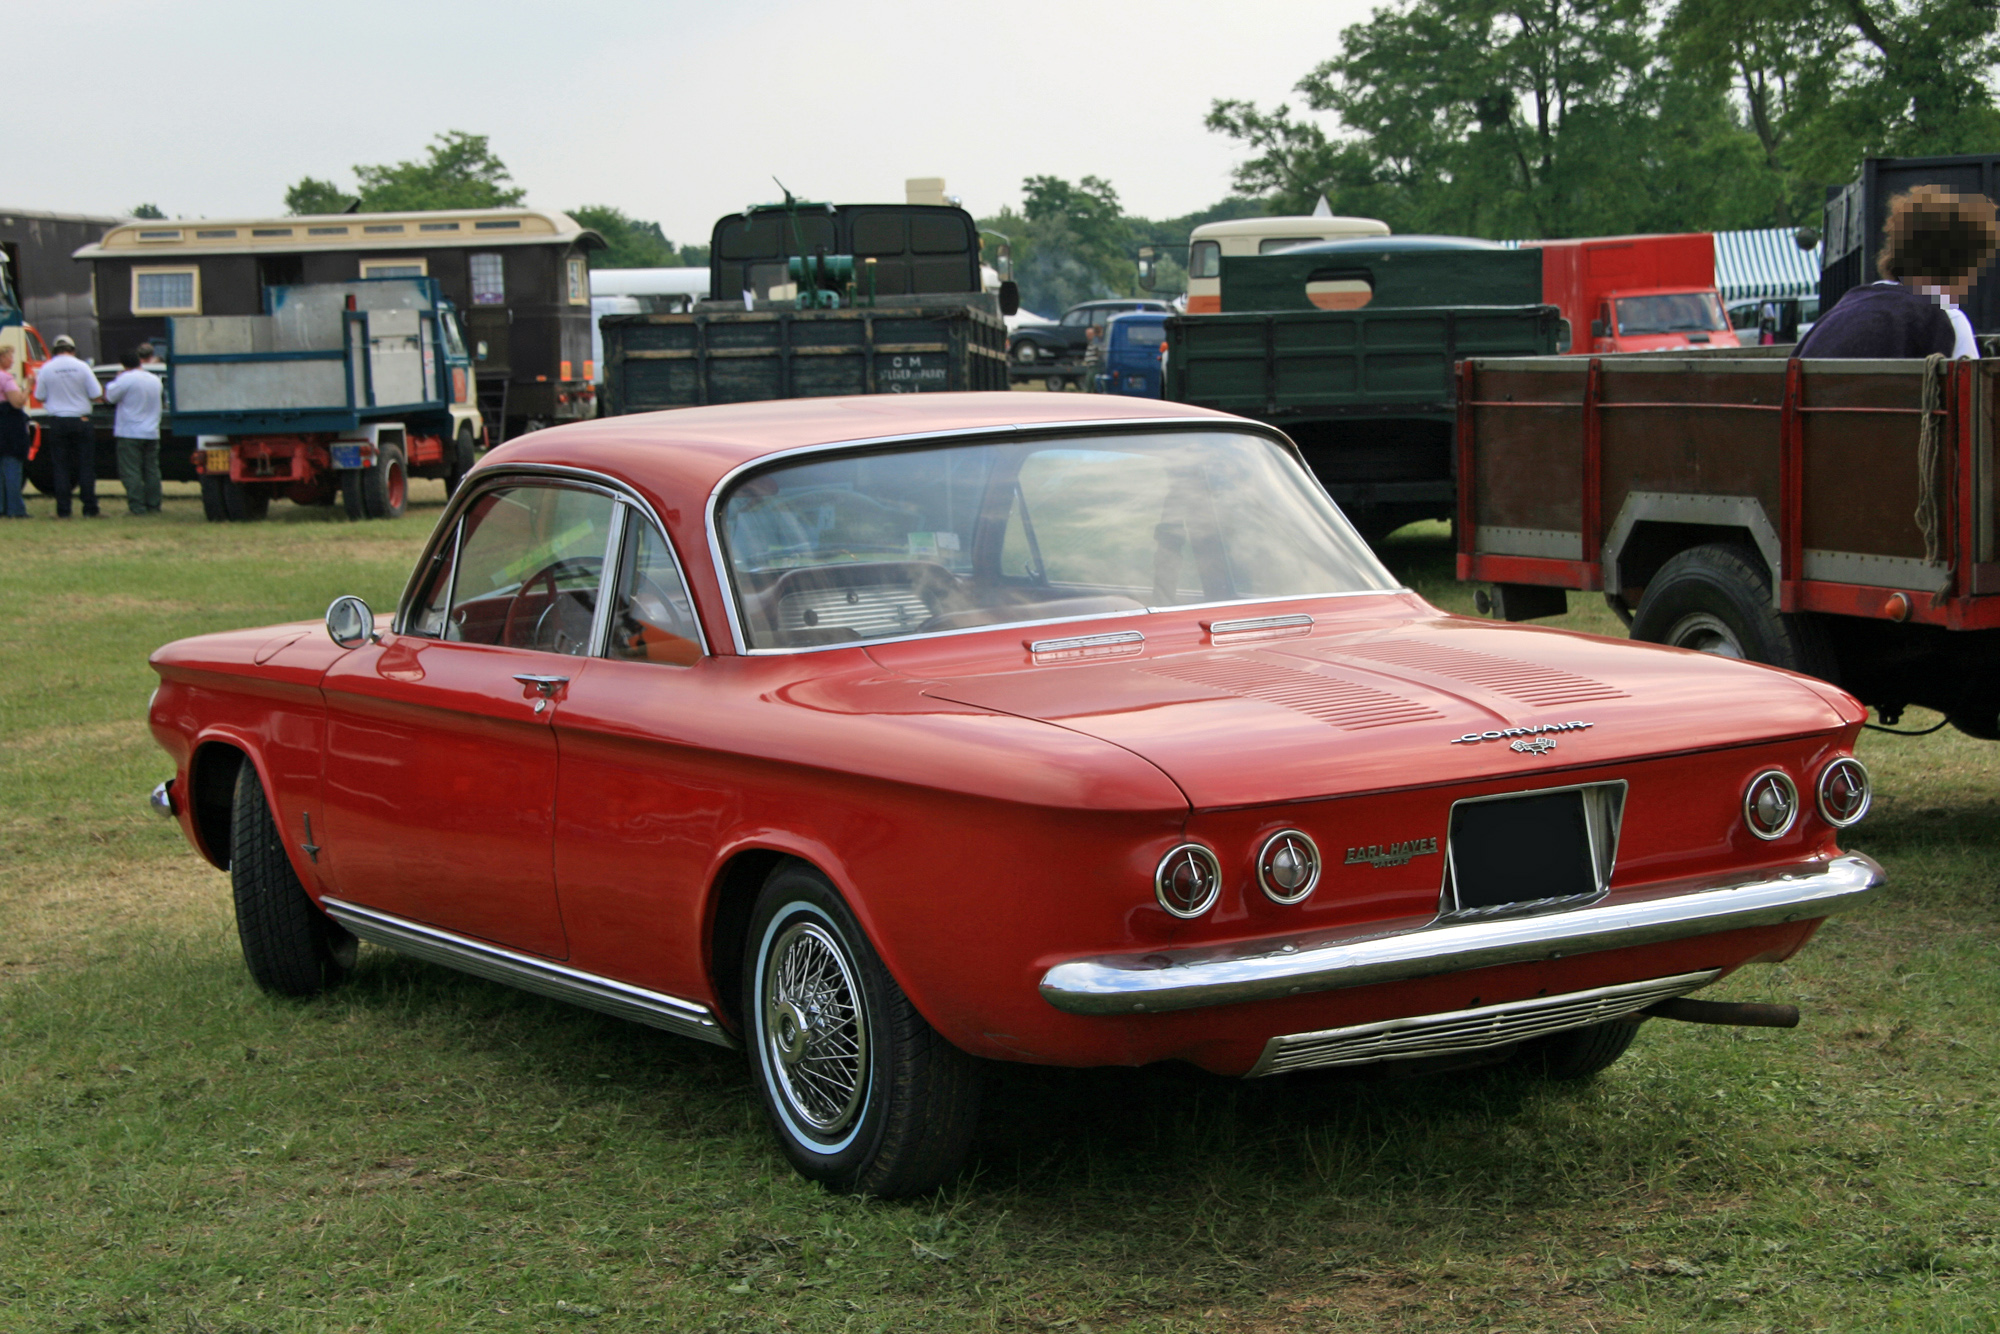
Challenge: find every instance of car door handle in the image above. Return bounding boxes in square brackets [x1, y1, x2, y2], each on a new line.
[512, 673, 568, 698]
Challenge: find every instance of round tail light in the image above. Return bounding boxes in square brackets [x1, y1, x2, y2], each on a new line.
[1256, 830, 1321, 904]
[1816, 757, 1871, 827]
[1744, 770, 1800, 840]
[1155, 844, 1222, 918]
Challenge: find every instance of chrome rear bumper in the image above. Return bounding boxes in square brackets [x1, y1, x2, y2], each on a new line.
[1039, 854, 1883, 1017]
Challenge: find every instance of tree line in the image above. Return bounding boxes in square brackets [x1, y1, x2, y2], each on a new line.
[1208, 0, 2000, 240]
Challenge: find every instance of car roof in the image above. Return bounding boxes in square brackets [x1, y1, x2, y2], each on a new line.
[481, 392, 1243, 504]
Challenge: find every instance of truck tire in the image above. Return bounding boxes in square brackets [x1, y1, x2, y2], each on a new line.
[199, 476, 230, 523]
[221, 480, 269, 523]
[230, 763, 357, 998]
[444, 424, 477, 497]
[360, 442, 408, 520]
[1629, 544, 1835, 680]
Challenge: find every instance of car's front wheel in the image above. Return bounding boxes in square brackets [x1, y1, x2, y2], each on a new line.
[1011, 341, 1040, 364]
[742, 863, 980, 1196]
[230, 764, 357, 997]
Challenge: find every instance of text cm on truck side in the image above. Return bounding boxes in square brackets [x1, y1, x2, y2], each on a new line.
[169, 277, 482, 522]
[1457, 350, 2000, 739]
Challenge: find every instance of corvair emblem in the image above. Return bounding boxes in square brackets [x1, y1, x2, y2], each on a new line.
[1449, 720, 1593, 753]
[1345, 837, 1439, 869]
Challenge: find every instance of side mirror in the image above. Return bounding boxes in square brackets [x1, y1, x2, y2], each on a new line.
[326, 595, 378, 648]
[1590, 319, 1606, 339]
[1136, 246, 1158, 292]
[1555, 318, 1572, 351]
[998, 280, 1020, 317]
[476, 340, 489, 361]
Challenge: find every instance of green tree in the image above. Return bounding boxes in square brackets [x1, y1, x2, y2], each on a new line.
[284, 132, 524, 215]
[283, 177, 356, 216]
[570, 205, 678, 268]
[129, 203, 166, 220]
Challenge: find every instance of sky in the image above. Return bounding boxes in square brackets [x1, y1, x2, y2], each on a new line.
[24, 0, 1378, 242]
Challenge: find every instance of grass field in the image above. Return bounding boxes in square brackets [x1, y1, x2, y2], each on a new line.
[4, 481, 1999, 1332]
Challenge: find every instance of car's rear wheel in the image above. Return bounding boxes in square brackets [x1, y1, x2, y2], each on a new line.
[1629, 543, 1835, 679]
[230, 764, 356, 997]
[1516, 1018, 1640, 1079]
[742, 863, 980, 1196]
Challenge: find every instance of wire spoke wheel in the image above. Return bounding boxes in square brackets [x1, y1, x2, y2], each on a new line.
[762, 921, 868, 1136]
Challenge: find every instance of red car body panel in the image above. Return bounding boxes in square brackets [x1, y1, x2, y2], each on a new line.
[149, 393, 1878, 1080]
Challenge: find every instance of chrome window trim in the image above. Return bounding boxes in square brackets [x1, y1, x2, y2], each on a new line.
[394, 463, 710, 659]
[1435, 780, 1626, 924]
[1039, 853, 1885, 1016]
[702, 419, 1403, 657]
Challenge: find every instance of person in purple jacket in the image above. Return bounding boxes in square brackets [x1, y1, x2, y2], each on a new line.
[1798, 187, 1998, 360]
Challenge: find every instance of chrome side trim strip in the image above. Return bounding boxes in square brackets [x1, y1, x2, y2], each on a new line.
[1205, 612, 1314, 636]
[1245, 969, 1720, 1077]
[1028, 629, 1145, 654]
[321, 897, 738, 1050]
[1038, 853, 1883, 1016]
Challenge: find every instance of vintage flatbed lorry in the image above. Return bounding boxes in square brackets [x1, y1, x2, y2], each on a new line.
[599, 201, 1010, 414]
[1164, 238, 1564, 542]
[1457, 351, 2000, 736]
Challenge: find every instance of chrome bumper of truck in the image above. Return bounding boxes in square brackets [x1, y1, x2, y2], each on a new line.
[1038, 854, 1884, 1017]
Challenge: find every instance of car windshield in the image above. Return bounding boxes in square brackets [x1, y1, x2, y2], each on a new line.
[718, 430, 1394, 649]
[1616, 292, 1728, 334]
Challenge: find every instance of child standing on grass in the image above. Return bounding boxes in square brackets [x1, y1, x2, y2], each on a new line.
[0, 345, 28, 518]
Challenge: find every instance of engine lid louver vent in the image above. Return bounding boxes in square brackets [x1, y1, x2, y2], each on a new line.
[1313, 640, 1628, 708]
[1144, 655, 1444, 731]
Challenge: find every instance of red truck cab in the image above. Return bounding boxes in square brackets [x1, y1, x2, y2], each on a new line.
[1536, 233, 1741, 354]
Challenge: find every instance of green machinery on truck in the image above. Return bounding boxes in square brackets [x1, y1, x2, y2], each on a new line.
[599, 199, 1015, 414]
[1164, 237, 1565, 543]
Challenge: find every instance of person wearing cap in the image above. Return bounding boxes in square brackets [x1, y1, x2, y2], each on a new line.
[29, 334, 104, 518]
[106, 347, 165, 514]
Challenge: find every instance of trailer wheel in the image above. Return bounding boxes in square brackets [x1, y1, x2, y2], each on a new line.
[1629, 544, 1835, 679]
[444, 424, 477, 497]
[221, 480, 269, 523]
[200, 476, 230, 523]
[360, 443, 408, 520]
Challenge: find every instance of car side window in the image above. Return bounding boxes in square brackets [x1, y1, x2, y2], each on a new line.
[606, 516, 703, 667]
[1060, 309, 1088, 327]
[437, 483, 616, 654]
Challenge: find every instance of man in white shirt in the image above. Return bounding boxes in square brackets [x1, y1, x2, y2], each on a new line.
[29, 334, 103, 518]
[105, 348, 165, 514]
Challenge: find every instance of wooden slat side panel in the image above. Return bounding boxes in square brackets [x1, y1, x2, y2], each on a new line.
[1596, 403, 1781, 521]
[1466, 367, 1588, 536]
[1798, 386, 1929, 558]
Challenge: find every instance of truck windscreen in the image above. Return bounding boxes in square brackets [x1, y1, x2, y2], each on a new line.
[1616, 293, 1727, 335]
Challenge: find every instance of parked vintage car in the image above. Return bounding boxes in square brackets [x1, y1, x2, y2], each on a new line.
[1008, 298, 1173, 389]
[147, 393, 1883, 1196]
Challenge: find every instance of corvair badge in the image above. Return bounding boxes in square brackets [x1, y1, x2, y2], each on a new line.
[1449, 720, 1593, 751]
[1344, 837, 1439, 869]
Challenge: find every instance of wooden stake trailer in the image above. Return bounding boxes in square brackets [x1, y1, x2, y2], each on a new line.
[1457, 352, 2000, 734]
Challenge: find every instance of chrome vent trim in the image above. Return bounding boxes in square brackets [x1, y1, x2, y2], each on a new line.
[1246, 969, 1719, 1077]
[1028, 629, 1145, 654]
[321, 897, 738, 1050]
[1206, 613, 1314, 636]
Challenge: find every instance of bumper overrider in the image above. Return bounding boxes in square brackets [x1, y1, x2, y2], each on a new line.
[1039, 854, 1884, 1017]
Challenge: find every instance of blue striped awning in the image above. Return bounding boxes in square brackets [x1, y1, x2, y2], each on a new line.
[1713, 228, 1823, 303]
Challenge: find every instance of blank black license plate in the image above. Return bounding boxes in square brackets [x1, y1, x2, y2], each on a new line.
[1449, 789, 1597, 912]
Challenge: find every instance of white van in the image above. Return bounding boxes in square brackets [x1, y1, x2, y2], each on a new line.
[1185, 214, 1390, 313]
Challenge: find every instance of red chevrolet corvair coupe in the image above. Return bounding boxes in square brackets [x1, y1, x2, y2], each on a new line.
[148, 393, 1882, 1195]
